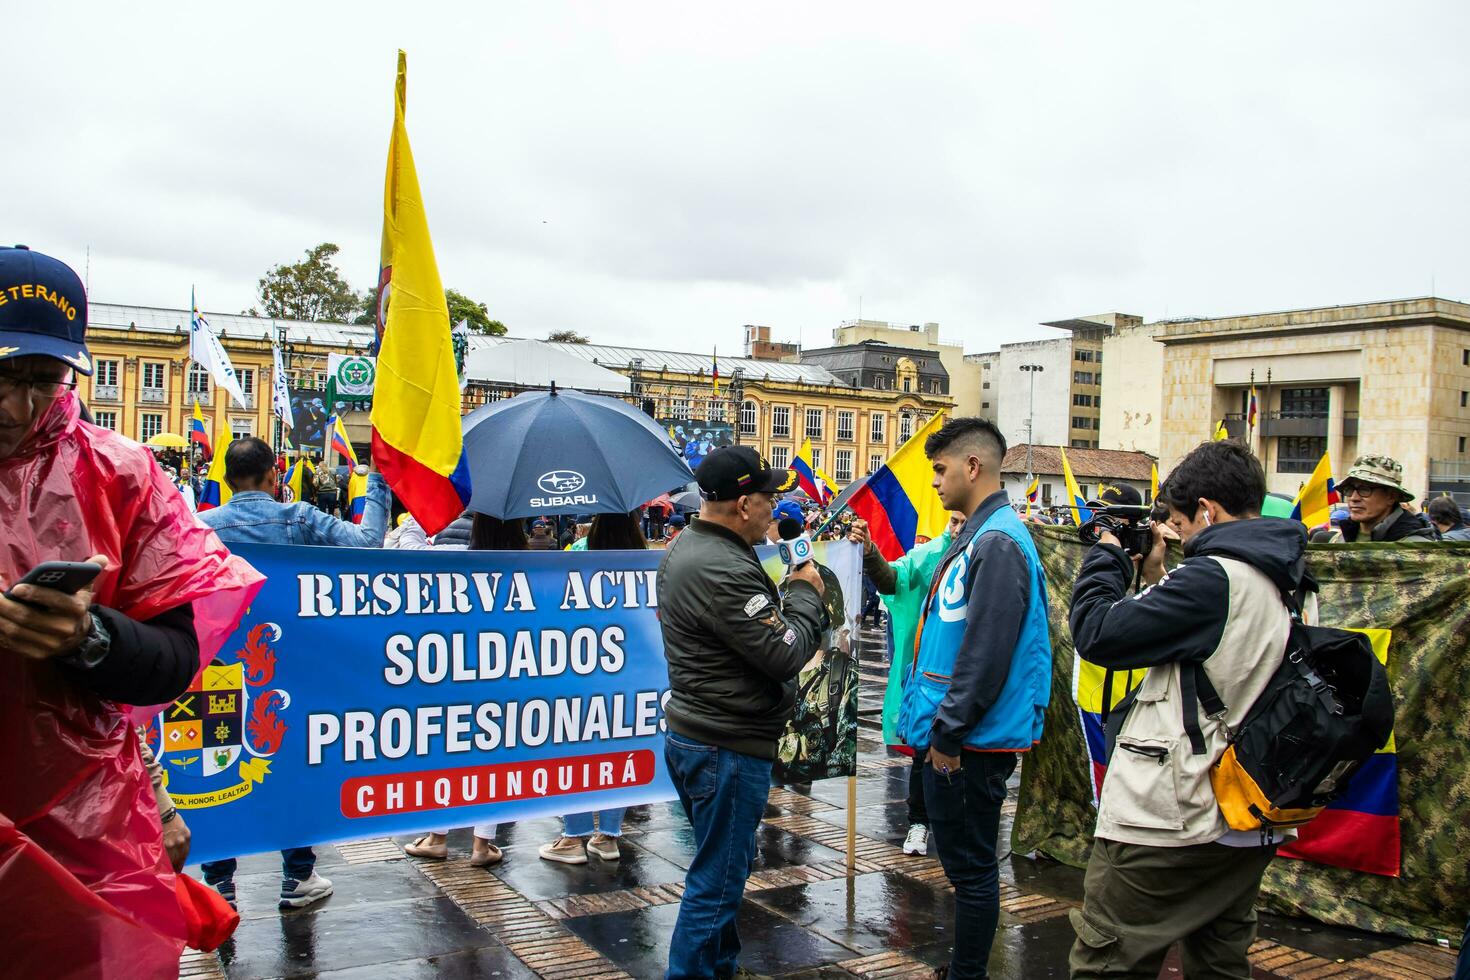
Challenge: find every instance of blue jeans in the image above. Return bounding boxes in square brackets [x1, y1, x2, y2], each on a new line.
[664, 732, 772, 980]
[923, 751, 1016, 980]
[564, 808, 625, 837]
[201, 847, 316, 884]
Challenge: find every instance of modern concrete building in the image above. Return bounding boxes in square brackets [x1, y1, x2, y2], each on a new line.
[1104, 298, 1470, 501]
[964, 350, 1000, 423]
[831, 320, 982, 416]
[996, 313, 1141, 452]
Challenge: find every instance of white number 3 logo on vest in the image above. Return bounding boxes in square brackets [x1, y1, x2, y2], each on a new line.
[937, 553, 969, 622]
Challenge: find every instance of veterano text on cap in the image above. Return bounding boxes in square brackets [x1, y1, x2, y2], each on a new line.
[696, 446, 798, 501]
[0, 245, 93, 375]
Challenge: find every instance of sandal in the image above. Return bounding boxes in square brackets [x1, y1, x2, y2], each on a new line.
[469, 842, 504, 867]
[404, 834, 449, 859]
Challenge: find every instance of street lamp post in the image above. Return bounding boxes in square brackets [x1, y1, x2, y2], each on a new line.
[1019, 363, 1044, 481]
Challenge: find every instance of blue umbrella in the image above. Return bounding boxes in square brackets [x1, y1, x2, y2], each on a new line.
[461, 387, 694, 519]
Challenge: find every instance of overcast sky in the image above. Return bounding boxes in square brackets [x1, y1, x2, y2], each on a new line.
[10, 3, 1470, 354]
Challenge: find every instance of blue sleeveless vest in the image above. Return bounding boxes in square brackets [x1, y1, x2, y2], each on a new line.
[897, 505, 1052, 752]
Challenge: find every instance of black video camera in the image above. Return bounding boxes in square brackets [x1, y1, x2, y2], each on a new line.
[1079, 504, 1155, 557]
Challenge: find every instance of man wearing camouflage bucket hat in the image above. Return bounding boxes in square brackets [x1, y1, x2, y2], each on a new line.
[1332, 453, 1438, 543]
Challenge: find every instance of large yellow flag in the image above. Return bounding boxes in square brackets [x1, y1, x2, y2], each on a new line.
[1060, 447, 1092, 525]
[369, 51, 471, 535]
[1290, 452, 1340, 527]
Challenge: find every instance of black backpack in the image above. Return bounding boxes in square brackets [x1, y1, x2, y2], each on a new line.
[1197, 583, 1395, 833]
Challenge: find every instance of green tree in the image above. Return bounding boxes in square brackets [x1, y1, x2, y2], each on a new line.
[446, 288, 506, 335]
[546, 329, 589, 344]
[254, 243, 362, 322]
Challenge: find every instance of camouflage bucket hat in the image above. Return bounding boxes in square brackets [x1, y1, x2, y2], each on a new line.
[1341, 454, 1413, 501]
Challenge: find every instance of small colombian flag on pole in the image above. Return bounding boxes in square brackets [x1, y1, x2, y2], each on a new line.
[189, 400, 212, 455]
[1024, 476, 1039, 518]
[369, 51, 472, 535]
[330, 415, 359, 467]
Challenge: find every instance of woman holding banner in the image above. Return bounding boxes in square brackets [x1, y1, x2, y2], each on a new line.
[540, 511, 649, 864]
[403, 514, 530, 867]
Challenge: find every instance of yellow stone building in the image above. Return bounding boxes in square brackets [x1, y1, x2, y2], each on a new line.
[83, 303, 375, 449]
[80, 305, 953, 488]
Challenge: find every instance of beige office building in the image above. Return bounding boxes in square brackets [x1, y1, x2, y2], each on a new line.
[1102, 298, 1470, 500]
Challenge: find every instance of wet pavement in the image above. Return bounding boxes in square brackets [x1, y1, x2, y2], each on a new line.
[180, 622, 1462, 980]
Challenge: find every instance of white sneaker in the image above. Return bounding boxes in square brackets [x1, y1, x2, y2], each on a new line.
[901, 824, 929, 856]
[279, 871, 333, 909]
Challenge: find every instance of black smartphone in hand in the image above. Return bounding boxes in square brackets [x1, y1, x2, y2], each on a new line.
[4, 561, 103, 603]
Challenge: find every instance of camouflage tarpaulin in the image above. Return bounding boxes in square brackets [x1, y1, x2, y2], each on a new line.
[1014, 524, 1470, 942]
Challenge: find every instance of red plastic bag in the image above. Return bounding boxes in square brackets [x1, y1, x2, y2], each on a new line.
[0, 393, 263, 977]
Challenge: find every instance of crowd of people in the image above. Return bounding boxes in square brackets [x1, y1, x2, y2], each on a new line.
[2, 245, 1466, 979]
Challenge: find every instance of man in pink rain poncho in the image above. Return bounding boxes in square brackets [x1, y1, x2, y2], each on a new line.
[0, 245, 261, 978]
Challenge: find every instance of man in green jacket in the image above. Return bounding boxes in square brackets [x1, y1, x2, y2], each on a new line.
[849, 510, 964, 855]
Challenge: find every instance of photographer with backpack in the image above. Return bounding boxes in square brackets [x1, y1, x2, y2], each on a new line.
[1067, 441, 1321, 979]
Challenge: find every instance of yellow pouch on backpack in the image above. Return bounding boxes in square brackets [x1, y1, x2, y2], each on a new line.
[1211, 744, 1323, 832]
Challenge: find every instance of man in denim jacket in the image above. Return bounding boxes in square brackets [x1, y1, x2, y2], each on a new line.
[199, 436, 389, 549]
[195, 435, 388, 910]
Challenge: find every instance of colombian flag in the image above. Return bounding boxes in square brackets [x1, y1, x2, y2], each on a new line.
[846, 413, 947, 561]
[1024, 476, 1039, 518]
[189, 400, 211, 455]
[791, 438, 833, 504]
[1279, 628, 1400, 876]
[1074, 655, 1149, 799]
[197, 414, 230, 511]
[1060, 447, 1092, 526]
[283, 454, 314, 505]
[368, 51, 472, 536]
[1290, 452, 1340, 528]
[346, 468, 369, 524]
[329, 415, 359, 467]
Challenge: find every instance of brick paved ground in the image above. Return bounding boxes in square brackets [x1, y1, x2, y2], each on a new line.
[181, 622, 1463, 979]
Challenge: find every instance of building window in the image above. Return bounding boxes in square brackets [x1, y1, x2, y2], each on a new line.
[142, 362, 166, 391]
[869, 453, 883, 474]
[1278, 436, 1327, 473]
[93, 410, 117, 431]
[1072, 417, 1095, 430]
[870, 412, 886, 443]
[1461, 391, 1468, 409]
[230, 417, 253, 442]
[982, 381, 990, 389]
[1464, 349, 1469, 366]
[140, 413, 164, 442]
[769, 445, 789, 469]
[811, 448, 823, 470]
[187, 363, 210, 394]
[899, 413, 914, 444]
[95, 360, 119, 387]
[709, 400, 726, 422]
[982, 401, 990, 409]
[238, 368, 255, 398]
[1041, 482, 1053, 504]
[836, 410, 854, 441]
[1070, 438, 1089, 448]
[1073, 371, 1094, 385]
[673, 398, 690, 419]
[834, 449, 853, 483]
[1280, 387, 1329, 418]
[739, 400, 757, 435]
[805, 407, 824, 439]
[1460, 436, 1467, 454]
[771, 406, 791, 438]
[902, 376, 912, 393]
[1075, 349, 1095, 363]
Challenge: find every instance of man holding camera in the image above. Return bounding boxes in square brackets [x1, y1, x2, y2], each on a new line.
[1067, 440, 1308, 980]
[898, 418, 1053, 979]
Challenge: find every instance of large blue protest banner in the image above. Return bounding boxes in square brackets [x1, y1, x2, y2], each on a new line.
[149, 544, 670, 864]
[149, 540, 861, 864]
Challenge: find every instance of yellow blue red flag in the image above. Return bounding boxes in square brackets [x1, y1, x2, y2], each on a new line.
[846, 413, 947, 560]
[329, 415, 359, 467]
[1060, 447, 1092, 526]
[1289, 452, 1340, 528]
[368, 51, 471, 535]
[791, 438, 833, 504]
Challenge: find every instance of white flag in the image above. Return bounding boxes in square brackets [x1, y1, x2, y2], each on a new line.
[272, 343, 293, 430]
[189, 288, 248, 408]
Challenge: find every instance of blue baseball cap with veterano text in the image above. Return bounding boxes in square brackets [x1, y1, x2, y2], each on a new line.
[0, 245, 93, 375]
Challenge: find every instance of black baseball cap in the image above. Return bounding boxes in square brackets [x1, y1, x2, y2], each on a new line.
[1087, 482, 1143, 508]
[696, 446, 797, 501]
[0, 246, 92, 375]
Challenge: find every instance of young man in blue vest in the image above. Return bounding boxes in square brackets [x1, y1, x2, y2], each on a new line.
[898, 417, 1053, 980]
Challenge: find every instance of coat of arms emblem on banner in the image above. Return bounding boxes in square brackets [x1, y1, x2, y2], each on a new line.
[147, 622, 291, 810]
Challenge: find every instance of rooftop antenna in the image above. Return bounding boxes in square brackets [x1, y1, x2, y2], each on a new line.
[84, 245, 90, 294]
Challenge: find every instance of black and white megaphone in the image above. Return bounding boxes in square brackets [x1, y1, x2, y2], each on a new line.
[776, 516, 814, 570]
